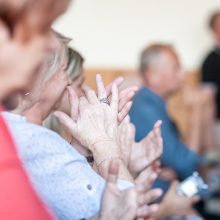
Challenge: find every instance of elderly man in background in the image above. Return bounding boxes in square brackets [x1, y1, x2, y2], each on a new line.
[129, 44, 202, 218]
[201, 11, 220, 150]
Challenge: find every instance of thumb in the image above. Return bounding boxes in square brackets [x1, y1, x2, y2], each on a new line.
[54, 111, 76, 134]
[107, 159, 119, 184]
[67, 86, 79, 121]
[190, 195, 201, 204]
[170, 180, 180, 192]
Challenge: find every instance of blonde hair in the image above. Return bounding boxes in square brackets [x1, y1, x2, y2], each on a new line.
[139, 43, 173, 74]
[66, 47, 84, 80]
[44, 47, 84, 141]
[43, 30, 72, 81]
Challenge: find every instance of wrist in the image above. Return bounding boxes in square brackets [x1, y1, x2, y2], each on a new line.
[91, 140, 120, 160]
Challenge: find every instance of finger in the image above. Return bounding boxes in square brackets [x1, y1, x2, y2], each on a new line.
[136, 173, 158, 193]
[106, 77, 124, 96]
[135, 167, 154, 185]
[96, 74, 107, 99]
[169, 180, 180, 192]
[118, 101, 133, 123]
[107, 159, 119, 184]
[123, 115, 130, 123]
[154, 120, 163, 129]
[118, 86, 139, 100]
[86, 90, 99, 105]
[79, 96, 89, 113]
[54, 111, 77, 133]
[118, 90, 135, 112]
[136, 205, 150, 218]
[137, 204, 159, 218]
[67, 87, 79, 121]
[110, 83, 119, 114]
[191, 195, 201, 203]
[82, 84, 92, 95]
[137, 189, 162, 206]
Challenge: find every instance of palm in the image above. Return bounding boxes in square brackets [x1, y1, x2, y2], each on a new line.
[100, 183, 137, 220]
[129, 121, 163, 178]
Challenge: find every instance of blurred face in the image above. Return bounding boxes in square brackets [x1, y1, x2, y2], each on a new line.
[213, 15, 220, 41]
[13, 0, 70, 41]
[0, 31, 49, 100]
[40, 69, 71, 112]
[58, 69, 85, 115]
[146, 49, 185, 97]
[0, 0, 71, 101]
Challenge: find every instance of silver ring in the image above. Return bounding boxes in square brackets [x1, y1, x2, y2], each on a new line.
[99, 98, 110, 105]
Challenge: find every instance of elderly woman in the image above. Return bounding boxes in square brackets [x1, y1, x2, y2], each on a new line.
[3, 30, 163, 220]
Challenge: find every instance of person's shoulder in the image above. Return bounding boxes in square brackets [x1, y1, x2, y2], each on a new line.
[203, 49, 219, 64]
[133, 87, 155, 104]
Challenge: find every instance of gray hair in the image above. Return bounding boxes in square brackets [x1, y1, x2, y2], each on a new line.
[139, 43, 173, 74]
[66, 47, 84, 80]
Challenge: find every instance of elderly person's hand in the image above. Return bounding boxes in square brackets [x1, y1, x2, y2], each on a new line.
[54, 85, 133, 181]
[96, 74, 139, 123]
[55, 83, 119, 150]
[118, 118, 163, 178]
[90, 160, 162, 220]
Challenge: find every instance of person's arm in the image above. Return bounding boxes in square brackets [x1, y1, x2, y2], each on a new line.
[0, 113, 53, 220]
[54, 86, 134, 182]
[130, 104, 200, 179]
[153, 181, 200, 220]
[16, 129, 134, 220]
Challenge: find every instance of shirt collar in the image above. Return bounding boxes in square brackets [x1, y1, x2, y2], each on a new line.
[2, 112, 27, 123]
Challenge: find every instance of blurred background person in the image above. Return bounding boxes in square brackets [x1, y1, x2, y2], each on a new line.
[201, 10, 220, 151]
[129, 44, 201, 188]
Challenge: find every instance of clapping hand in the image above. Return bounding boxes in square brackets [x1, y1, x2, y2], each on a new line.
[91, 160, 162, 220]
[118, 118, 163, 178]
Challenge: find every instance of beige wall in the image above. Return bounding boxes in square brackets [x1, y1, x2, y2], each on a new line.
[54, 0, 220, 70]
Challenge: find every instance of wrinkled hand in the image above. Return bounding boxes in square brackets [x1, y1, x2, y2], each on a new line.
[118, 119, 163, 178]
[135, 160, 161, 185]
[96, 74, 138, 123]
[159, 167, 177, 182]
[54, 85, 119, 151]
[93, 160, 162, 220]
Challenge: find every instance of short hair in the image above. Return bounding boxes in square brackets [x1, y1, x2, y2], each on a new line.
[209, 10, 220, 30]
[139, 43, 173, 74]
[66, 47, 84, 80]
